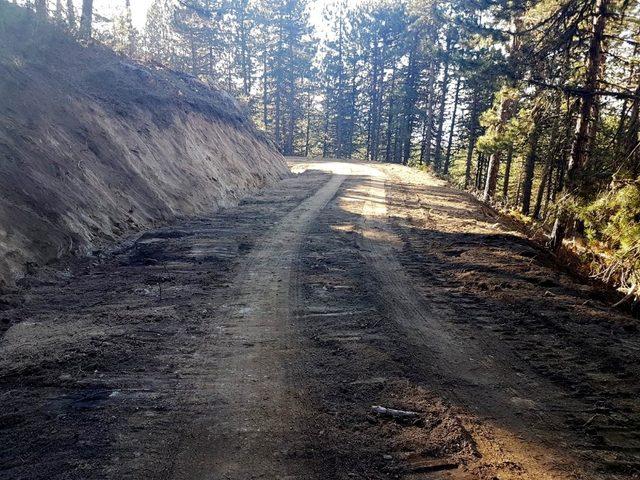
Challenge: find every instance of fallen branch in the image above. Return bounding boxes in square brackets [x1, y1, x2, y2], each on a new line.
[612, 282, 637, 308]
[371, 405, 419, 419]
[407, 459, 459, 473]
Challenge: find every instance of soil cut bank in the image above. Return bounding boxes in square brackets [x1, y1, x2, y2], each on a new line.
[0, 4, 288, 286]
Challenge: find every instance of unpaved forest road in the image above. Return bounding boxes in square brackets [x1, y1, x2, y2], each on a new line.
[1, 159, 640, 480]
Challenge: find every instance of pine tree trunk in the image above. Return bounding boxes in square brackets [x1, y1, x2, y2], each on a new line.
[464, 94, 480, 188]
[420, 60, 437, 165]
[385, 66, 397, 164]
[623, 63, 640, 173]
[274, 88, 281, 148]
[502, 146, 514, 202]
[476, 153, 486, 189]
[549, 0, 608, 250]
[418, 120, 427, 165]
[285, 86, 295, 155]
[371, 40, 386, 162]
[125, 0, 135, 56]
[239, 4, 251, 97]
[79, 0, 93, 38]
[483, 151, 501, 202]
[35, 0, 47, 18]
[444, 76, 461, 174]
[304, 93, 312, 157]
[190, 38, 197, 76]
[482, 94, 515, 202]
[401, 32, 420, 165]
[262, 49, 269, 130]
[66, 0, 75, 29]
[347, 75, 357, 158]
[515, 155, 525, 205]
[521, 120, 542, 215]
[433, 37, 452, 172]
[322, 83, 330, 158]
[367, 32, 380, 161]
[335, 17, 345, 157]
[273, 22, 284, 150]
[481, 6, 524, 202]
[533, 158, 552, 219]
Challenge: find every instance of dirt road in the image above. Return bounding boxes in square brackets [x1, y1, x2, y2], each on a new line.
[1, 159, 639, 480]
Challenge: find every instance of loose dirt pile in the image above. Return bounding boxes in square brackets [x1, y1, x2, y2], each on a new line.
[0, 3, 288, 286]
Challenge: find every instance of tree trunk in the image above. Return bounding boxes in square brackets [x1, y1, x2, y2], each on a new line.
[79, 0, 93, 39]
[401, 32, 420, 165]
[322, 82, 330, 158]
[273, 22, 284, 150]
[385, 66, 397, 163]
[190, 38, 197, 76]
[304, 94, 311, 157]
[346, 74, 357, 158]
[622, 49, 640, 174]
[483, 151, 501, 202]
[476, 153, 486, 189]
[274, 83, 282, 148]
[482, 94, 515, 202]
[533, 158, 552, 219]
[433, 36, 452, 172]
[238, 3, 251, 97]
[66, 0, 75, 29]
[35, 0, 47, 18]
[371, 39, 387, 162]
[481, 5, 524, 202]
[335, 16, 345, 157]
[262, 48, 269, 130]
[365, 34, 378, 162]
[464, 94, 480, 188]
[533, 157, 553, 219]
[502, 145, 514, 202]
[444, 76, 461, 174]
[125, 0, 135, 56]
[420, 60, 437, 165]
[521, 120, 542, 215]
[549, 0, 608, 250]
[418, 119, 427, 165]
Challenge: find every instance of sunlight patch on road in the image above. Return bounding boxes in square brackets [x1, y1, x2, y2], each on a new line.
[289, 159, 385, 178]
[360, 227, 397, 244]
[330, 224, 357, 233]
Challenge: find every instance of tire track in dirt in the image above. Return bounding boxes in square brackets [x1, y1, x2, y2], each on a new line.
[169, 172, 346, 480]
[355, 169, 586, 479]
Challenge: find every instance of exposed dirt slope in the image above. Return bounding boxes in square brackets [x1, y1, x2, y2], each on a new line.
[0, 4, 288, 286]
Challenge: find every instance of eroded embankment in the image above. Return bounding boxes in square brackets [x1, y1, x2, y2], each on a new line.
[0, 4, 288, 286]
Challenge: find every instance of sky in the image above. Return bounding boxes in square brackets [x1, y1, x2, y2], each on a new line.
[88, 0, 345, 33]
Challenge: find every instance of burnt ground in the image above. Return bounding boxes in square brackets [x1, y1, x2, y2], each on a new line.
[1, 159, 639, 480]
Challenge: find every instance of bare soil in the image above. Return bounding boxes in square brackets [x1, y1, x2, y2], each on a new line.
[0, 3, 287, 286]
[1, 159, 639, 480]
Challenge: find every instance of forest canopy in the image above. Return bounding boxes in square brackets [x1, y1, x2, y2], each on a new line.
[8, 0, 640, 301]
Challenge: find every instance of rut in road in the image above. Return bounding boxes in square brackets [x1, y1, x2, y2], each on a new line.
[354, 172, 580, 479]
[170, 171, 346, 479]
